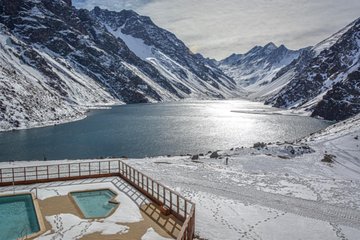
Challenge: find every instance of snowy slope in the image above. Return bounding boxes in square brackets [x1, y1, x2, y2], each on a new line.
[0, 25, 118, 131]
[0, 0, 244, 131]
[267, 18, 360, 120]
[91, 7, 243, 100]
[217, 43, 304, 99]
[125, 114, 360, 240]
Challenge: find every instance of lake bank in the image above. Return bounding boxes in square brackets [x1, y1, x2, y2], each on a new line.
[0, 100, 331, 161]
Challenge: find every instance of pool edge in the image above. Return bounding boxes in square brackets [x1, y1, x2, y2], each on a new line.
[27, 192, 47, 239]
[0, 192, 46, 240]
[68, 188, 119, 220]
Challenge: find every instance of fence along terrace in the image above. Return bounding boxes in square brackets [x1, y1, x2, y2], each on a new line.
[0, 160, 195, 240]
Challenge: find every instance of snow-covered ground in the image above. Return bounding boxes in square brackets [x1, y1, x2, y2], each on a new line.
[0, 115, 359, 240]
[125, 114, 360, 239]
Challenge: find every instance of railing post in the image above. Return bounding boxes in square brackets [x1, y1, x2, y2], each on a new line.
[79, 163, 81, 176]
[108, 161, 110, 173]
[177, 195, 179, 214]
[68, 164, 70, 177]
[152, 180, 154, 196]
[163, 186, 165, 203]
[147, 177, 149, 192]
[36, 166, 38, 180]
[98, 162, 101, 174]
[157, 183, 159, 200]
[12, 168, 14, 183]
[142, 175, 144, 189]
[170, 191, 173, 210]
[0, 168, 2, 183]
[137, 171, 139, 185]
[24, 168, 26, 181]
[47, 166, 49, 179]
[185, 201, 187, 216]
[89, 162, 91, 175]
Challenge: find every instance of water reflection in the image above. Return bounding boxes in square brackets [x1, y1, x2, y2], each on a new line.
[0, 100, 331, 161]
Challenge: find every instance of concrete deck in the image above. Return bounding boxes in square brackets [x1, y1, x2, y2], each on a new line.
[0, 177, 182, 239]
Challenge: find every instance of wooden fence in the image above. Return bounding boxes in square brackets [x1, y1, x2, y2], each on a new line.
[0, 160, 195, 240]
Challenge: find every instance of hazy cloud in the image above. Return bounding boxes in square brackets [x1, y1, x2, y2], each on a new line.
[73, 0, 360, 59]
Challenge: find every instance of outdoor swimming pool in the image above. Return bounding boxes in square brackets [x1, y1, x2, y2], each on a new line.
[70, 189, 118, 218]
[0, 194, 41, 240]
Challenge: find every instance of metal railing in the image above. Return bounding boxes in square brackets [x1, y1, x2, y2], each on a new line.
[118, 160, 195, 239]
[0, 160, 195, 240]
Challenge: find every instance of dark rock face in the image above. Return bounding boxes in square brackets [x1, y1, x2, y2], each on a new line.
[1, 0, 163, 103]
[0, 0, 23, 16]
[64, 0, 71, 6]
[0, 0, 239, 108]
[90, 7, 238, 97]
[311, 71, 360, 121]
[266, 18, 360, 120]
[191, 155, 199, 160]
[0, 0, 242, 130]
[210, 151, 219, 158]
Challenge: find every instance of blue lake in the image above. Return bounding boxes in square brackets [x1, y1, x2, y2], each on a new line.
[0, 100, 331, 161]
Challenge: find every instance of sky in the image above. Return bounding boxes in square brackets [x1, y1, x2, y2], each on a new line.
[73, 0, 360, 60]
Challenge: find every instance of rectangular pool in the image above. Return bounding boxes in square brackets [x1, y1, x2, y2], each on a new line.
[70, 189, 118, 218]
[0, 194, 40, 240]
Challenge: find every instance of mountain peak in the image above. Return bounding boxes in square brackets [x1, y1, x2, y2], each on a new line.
[264, 42, 277, 50]
[119, 9, 139, 17]
[312, 16, 360, 55]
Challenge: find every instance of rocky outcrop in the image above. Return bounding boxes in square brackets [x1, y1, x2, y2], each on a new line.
[266, 18, 360, 121]
[0, 0, 242, 130]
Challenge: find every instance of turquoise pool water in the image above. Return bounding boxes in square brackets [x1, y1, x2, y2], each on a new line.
[0, 194, 40, 240]
[71, 189, 118, 218]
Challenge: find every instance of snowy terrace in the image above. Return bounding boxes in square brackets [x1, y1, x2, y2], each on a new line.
[0, 160, 195, 240]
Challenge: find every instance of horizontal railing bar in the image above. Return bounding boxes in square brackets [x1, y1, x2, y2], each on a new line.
[0, 160, 120, 171]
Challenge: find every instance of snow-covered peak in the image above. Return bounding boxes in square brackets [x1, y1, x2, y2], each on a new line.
[91, 7, 240, 95]
[0, 0, 244, 130]
[218, 43, 303, 90]
[313, 17, 360, 55]
[267, 17, 360, 121]
[264, 42, 278, 51]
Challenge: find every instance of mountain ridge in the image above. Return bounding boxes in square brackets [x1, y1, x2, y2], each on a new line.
[0, 0, 242, 131]
[0, 0, 359, 131]
[266, 17, 360, 120]
[216, 42, 307, 98]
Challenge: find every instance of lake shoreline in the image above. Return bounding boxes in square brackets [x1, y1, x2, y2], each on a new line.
[0, 99, 330, 133]
[0, 100, 331, 162]
[0, 104, 122, 133]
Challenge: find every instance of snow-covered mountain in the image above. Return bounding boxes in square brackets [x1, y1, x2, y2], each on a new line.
[0, 23, 118, 131]
[90, 7, 239, 99]
[266, 18, 360, 121]
[217, 42, 305, 97]
[0, 0, 241, 131]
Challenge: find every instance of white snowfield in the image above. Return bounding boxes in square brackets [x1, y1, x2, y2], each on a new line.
[0, 114, 359, 240]
[126, 114, 360, 240]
